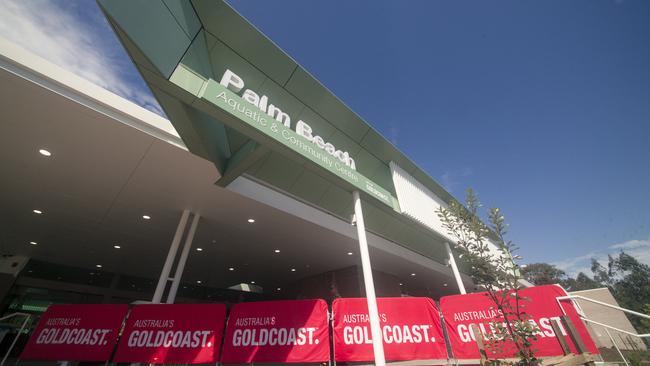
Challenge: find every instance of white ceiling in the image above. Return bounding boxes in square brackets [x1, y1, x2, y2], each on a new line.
[0, 58, 466, 299]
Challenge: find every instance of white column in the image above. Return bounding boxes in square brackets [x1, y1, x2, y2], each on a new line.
[152, 209, 190, 303]
[445, 241, 466, 294]
[352, 191, 386, 366]
[166, 213, 200, 304]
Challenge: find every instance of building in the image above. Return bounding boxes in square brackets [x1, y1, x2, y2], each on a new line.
[0, 1, 499, 359]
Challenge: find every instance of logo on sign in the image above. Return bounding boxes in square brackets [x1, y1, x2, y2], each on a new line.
[125, 318, 214, 349]
[35, 317, 112, 346]
[341, 313, 436, 345]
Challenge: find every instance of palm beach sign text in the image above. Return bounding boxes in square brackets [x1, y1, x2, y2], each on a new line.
[199, 70, 399, 210]
[220, 70, 356, 170]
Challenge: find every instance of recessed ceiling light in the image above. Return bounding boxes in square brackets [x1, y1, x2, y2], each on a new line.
[196, 247, 203, 251]
[96, 264, 102, 268]
[443, 283, 448, 287]
[347, 252, 353, 256]
[38, 149, 51, 157]
[196, 280, 202, 284]
[29, 241, 37, 245]
[411, 273, 416, 277]
[142, 215, 151, 220]
[290, 268, 296, 272]
[89, 272, 94, 276]
[274, 249, 280, 253]
[228, 267, 234, 271]
[247, 218, 255, 223]
[113, 245, 121, 249]
[32, 209, 43, 214]
[276, 287, 281, 291]
[251, 281, 256, 284]
[399, 283, 403, 286]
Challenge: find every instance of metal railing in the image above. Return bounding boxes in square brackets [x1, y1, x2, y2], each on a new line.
[556, 294, 650, 366]
[0, 312, 31, 366]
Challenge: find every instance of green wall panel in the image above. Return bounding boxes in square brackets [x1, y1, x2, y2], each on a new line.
[226, 127, 250, 154]
[283, 67, 328, 106]
[325, 131, 362, 161]
[362, 202, 411, 245]
[359, 128, 394, 164]
[178, 31, 214, 81]
[285, 68, 370, 141]
[254, 153, 304, 192]
[289, 170, 331, 204]
[162, 0, 201, 39]
[369, 163, 397, 197]
[353, 149, 385, 182]
[257, 79, 306, 124]
[318, 185, 353, 220]
[192, 0, 297, 85]
[99, 0, 195, 78]
[208, 36, 268, 92]
[296, 108, 336, 141]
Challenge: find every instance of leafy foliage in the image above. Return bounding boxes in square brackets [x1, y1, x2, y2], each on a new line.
[437, 188, 538, 365]
[590, 252, 650, 334]
[521, 263, 567, 286]
[561, 272, 601, 291]
[523, 253, 650, 337]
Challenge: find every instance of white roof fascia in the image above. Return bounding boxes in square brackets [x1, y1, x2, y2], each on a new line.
[0, 36, 185, 150]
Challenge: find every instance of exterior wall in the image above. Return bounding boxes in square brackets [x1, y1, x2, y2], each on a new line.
[570, 287, 647, 351]
[390, 162, 503, 261]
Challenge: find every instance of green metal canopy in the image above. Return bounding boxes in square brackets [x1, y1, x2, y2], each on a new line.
[98, 0, 459, 266]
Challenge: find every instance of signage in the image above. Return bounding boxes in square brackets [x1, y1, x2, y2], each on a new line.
[20, 304, 129, 361]
[440, 285, 599, 360]
[199, 76, 399, 210]
[114, 303, 226, 364]
[220, 299, 330, 364]
[332, 297, 448, 362]
[220, 70, 357, 170]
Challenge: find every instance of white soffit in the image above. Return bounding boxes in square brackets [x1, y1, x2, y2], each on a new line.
[390, 162, 455, 243]
[0, 36, 184, 150]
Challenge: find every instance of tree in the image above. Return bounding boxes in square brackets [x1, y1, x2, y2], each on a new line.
[592, 252, 650, 333]
[438, 188, 538, 365]
[561, 272, 601, 291]
[641, 304, 650, 333]
[521, 263, 566, 286]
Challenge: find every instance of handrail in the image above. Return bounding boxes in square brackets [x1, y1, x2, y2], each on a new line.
[0, 312, 31, 366]
[583, 318, 648, 338]
[556, 294, 650, 366]
[555, 295, 650, 338]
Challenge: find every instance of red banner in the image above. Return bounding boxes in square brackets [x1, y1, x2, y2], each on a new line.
[440, 284, 599, 360]
[220, 299, 330, 364]
[113, 303, 226, 364]
[20, 304, 128, 361]
[333, 297, 448, 362]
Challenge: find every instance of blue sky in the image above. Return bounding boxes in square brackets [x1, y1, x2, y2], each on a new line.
[1, 0, 648, 277]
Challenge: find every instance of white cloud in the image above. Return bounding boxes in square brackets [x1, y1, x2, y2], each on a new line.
[0, 0, 164, 115]
[553, 239, 650, 277]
